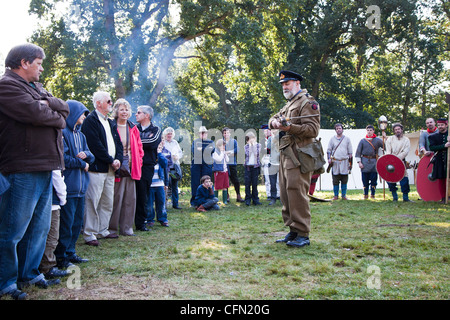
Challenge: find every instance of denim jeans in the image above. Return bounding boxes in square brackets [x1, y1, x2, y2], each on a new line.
[55, 197, 85, 263]
[147, 186, 168, 223]
[169, 177, 179, 208]
[388, 176, 410, 200]
[269, 173, 278, 200]
[202, 197, 220, 210]
[0, 172, 52, 294]
[244, 165, 260, 202]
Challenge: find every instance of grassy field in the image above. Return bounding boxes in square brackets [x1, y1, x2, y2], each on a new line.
[26, 185, 449, 300]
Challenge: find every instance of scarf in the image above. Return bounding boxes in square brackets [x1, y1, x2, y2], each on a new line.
[427, 127, 437, 134]
[366, 134, 377, 139]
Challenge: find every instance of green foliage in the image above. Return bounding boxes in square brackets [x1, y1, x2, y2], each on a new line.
[285, 0, 449, 130]
[27, 0, 449, 132]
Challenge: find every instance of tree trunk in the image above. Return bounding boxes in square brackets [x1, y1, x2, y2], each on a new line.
[103, 0, 126, 98]
[148, 37, 186, 107]
[311, 53, 329, 98]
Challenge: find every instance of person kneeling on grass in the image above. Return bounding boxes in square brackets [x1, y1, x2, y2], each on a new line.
[193, 175, 220, 212]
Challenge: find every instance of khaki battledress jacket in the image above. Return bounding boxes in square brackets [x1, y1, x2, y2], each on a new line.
[269, 89, 320, 236]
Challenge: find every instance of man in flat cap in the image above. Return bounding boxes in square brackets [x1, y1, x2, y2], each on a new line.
[428, 118, 450, 202]
[269, 70, 321, 248]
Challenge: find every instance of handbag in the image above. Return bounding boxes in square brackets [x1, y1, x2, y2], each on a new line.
[169, 163, 183, 180]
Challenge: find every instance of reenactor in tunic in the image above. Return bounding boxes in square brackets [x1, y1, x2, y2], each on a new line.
[327, 123, 353, 200]
[428, 118, 450, 202]
[269, 70, 321, 248]
[355, 125, 384, 199]
[383, 123, 412, 202]
[418, 118, 437, 157]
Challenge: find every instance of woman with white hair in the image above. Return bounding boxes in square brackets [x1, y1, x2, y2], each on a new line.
[244, 131, 261, 206]
[163, 127, 183, 209]
[109, 99, 144, 236]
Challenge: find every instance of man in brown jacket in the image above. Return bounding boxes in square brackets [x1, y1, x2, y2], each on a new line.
[269, 70, 320, 248]
[0, 43, 69, 299]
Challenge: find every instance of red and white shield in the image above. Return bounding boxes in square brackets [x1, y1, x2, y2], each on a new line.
[416, 154, 446, 201]
[376, 154, 406, 183]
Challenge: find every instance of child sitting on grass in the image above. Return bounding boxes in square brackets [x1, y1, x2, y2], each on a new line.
[193, 175, 220, 212]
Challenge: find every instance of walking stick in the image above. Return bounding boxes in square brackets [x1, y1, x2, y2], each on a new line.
[445, 93, 450, 204]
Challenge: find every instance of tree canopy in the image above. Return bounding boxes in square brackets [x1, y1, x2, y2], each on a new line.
[27, 0, 449, 133]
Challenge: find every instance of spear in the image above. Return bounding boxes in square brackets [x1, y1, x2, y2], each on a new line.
[445, 92, 450, 204]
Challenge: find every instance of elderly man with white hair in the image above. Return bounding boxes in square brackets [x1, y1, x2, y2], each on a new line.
[163, 127, 183, 209]
[81, 91, 123, 246]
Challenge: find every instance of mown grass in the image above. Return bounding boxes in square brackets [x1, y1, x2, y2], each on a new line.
[26, 186, 449, 300]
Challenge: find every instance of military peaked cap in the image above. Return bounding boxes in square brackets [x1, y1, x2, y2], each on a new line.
[278, 70, 304, 83]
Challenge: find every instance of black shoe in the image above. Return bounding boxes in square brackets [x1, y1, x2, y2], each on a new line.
[286, 236, 310, 248]
[269, 199, 276, 205]
[69, 254, 89, 264]
[136, 225, 149, 231]
[173, 206, 182, 210]
[19, 278, 60, 290]
[1, 289, 27, 300]
[245, 200, 251, 206]
[35, 278, 61, 289]
[56, 258, 75, 270]
[44, 267, 69, 279]
[253, 201, 261, 205]
[275, 231, 298, 243]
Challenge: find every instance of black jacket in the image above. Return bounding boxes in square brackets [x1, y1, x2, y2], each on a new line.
[81, 110, 123, 173]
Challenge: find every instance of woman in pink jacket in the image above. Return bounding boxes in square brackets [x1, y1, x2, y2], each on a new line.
[109, 99, 144, 236]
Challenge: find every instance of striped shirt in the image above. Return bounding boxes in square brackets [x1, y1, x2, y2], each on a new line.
[151, 164, 165, 187]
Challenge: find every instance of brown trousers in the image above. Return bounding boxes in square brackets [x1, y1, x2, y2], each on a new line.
[109, 176, 136, 236]
[40, 209, 60, 274]
[279, 153, 312, 237]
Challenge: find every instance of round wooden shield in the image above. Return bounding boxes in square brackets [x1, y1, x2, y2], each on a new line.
[376, 154, 405, 183]
[416, 154, 446, 201]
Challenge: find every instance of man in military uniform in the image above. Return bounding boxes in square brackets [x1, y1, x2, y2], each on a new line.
[269, 70, 320, 248]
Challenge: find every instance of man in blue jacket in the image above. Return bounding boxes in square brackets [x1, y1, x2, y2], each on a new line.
[56, 100, 94, 267]
[190, 126, 215, 206]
